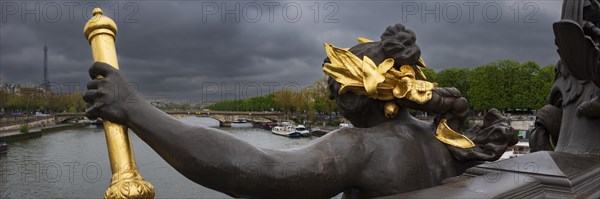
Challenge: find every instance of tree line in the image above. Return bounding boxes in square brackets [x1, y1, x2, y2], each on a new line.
[0, 87, 87, 114]
[206, 77, 339, 121]
[422, 60, 555, 111]
[208, 59, 555, 115]
[0, 59, 555, 116]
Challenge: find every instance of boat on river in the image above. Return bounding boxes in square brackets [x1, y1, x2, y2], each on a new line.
[0, 138, 7, 153]
[295, 125, 310, 137]
[271, 122, 306, 138]
[233, 118, 247, 123]
[272, 125, 300, 138]
[253, 122, 276, 130]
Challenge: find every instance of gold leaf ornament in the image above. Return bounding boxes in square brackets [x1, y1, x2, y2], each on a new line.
[323, 41, 475, 149]
[323, 43, 434, 104]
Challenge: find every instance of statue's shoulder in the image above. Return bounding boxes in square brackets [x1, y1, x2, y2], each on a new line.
[317, 127, 388, 144]
[326, 122, 422, 138]
[324, 127, 364, 139]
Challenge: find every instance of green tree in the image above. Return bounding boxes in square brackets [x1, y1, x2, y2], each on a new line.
[466, 60, 555, 111]
[274, 88, 297, 117]
[311, 76, 338, 115]
[467, 64, 503, 111]
[435, 68, 470, 99]
[420, 67, 437, 82]
[512, 61, 541, 109]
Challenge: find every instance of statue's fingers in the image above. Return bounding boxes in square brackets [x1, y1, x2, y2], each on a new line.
[83, 90, 98, 105]
[89, 62, 115, 79]
[85, 103, 103, 120]
[432, 87, 462, 98]
[86, 79, 103, 90]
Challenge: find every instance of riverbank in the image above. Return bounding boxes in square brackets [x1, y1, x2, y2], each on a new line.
[0, 116, 57, 131]
[0, 123, 86, 142]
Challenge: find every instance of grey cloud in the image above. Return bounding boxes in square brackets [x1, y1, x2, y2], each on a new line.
[1, 0, 563, 102]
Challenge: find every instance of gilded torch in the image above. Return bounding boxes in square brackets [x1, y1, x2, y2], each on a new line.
[83, 8, 155, 199]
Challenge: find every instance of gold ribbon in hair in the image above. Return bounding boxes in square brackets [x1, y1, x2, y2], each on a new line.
[323, 43, 434, 104]
[323, 41, 475, 149]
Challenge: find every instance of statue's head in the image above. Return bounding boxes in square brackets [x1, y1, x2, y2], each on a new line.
[323, 24, 423, 127]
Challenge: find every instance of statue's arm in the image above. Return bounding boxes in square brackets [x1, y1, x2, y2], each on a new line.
[84, 62, 361, 198]
[126, 106, 359, 198]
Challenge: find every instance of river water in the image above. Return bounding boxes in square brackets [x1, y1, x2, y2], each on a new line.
[0, 117, 318, 198]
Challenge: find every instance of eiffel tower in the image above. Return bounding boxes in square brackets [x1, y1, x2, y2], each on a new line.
[42, 42, 50, 90]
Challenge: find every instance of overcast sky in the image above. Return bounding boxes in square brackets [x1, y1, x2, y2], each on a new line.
[0, 0, 563, 102]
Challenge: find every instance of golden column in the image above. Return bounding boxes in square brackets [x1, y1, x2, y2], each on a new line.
[84, 8, 155, 199]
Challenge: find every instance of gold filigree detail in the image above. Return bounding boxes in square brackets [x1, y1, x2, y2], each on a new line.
[105, 170, 155, 199]
[357, 37, 374, 43]
[323, 41, 474, 148]
[417, 57, 427, 68]
[323, 43, 434, 104]
[435, 119, 475, 148]
[384, 102, 400, 118]
[356, 37, 428, 79]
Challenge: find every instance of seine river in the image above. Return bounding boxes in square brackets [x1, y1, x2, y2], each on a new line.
[0, 117, 318, 198]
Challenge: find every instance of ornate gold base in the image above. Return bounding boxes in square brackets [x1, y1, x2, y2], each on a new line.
[105, 170, 155, 199]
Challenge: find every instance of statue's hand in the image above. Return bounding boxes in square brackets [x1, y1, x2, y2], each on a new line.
[447, 109, 518, 161]
[83, 62, 142, 125]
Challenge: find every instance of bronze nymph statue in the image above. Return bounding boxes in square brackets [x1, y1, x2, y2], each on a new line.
[84, 13, 517, 199]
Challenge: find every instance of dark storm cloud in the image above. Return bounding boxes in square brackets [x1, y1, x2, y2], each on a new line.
[0, 0, 562, 102]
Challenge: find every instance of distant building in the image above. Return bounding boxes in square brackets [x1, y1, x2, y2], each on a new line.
[2, 83, 20, 94]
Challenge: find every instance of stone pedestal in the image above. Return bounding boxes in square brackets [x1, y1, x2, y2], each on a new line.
[380, 151, 600, 198]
